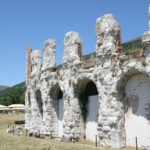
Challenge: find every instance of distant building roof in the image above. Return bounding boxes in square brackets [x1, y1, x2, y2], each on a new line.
[0, 105, 6, 108]
[0, 105, 8, 110]
[8, 104, 25, 108]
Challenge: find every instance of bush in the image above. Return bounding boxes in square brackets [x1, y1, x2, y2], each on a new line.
[14, 120, 25, 124]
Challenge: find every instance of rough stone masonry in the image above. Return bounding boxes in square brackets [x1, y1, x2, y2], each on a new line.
[25, 7, 150, 148]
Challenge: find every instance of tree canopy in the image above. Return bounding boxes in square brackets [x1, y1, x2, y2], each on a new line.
[0, 82, 26, 106]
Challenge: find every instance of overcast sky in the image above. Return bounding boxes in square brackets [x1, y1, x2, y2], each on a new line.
[0, 0, 149, 86]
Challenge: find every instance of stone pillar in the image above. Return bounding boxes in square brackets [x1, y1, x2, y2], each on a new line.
[25, 47, 32, 131]
[96, 14, 120, 57]
[142, 5, 150, 68]
[31, 50, 41, 76]
[63, 31, 82, 69]
[142, 31, 150, 57]
[62, 80, 81, 139]
[25, 90, 30, 130]
[30, 90, 41, 136]
[95, 14, 125, 148]
[42, 39, 56, 71]
[142, 30, 150, 69]
[62, 31, 82, 139]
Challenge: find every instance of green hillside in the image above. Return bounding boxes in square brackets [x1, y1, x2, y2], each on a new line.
[0, 37, 143, 105]
[0, 82, 26, 106]
[122, 37, 142, 52]
[0, 85, 9, 91]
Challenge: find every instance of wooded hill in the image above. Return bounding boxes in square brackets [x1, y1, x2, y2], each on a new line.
[0, 85, 9, 91]
[0, 82, 25, 106]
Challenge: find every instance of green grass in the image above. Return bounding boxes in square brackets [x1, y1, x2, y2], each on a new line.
[0, 114, 136, 150]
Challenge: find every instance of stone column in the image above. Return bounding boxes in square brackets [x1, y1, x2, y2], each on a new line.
[142, 30, 150, 70]
[31, 50, 41, 76]
[96, 14, 120, 57]
[30, 90, 41, 136]
[62, 79, 81, 139]
[61, 31, 82, 139]
[95, 14, 125, 148]
[42, 39, 56, 71]
[40, 38, 57, 136]
[25, 47, 32, 131]
[142, 31, 150, 53]
[25, 90, 31, 130]
[40, 86, 54, 137]
[142, 5, 150, 70]
[63, 31, 82, 69]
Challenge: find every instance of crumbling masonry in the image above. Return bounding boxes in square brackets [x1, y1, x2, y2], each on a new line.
[25, 8, 150, 148]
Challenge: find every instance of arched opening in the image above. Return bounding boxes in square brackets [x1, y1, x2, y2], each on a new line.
[35, 90, 43, 118]
[123, 73, 150, 147]
[77, 79, 99, 141]
[49, 83, 63, 138]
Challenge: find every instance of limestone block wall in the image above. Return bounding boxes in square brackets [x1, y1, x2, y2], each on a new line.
[25, 8, 150, 148]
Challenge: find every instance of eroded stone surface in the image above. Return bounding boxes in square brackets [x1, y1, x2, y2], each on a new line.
[42, 39, 56, 70]
[63, 31, 82, 68]
[96, 14, 120, 56]
[25, 8, 150, 148]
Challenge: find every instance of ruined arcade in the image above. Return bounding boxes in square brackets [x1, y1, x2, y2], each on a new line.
[25, 8, 150, 148]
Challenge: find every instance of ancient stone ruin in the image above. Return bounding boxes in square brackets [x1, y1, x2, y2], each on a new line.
[25, 8, 150, 148]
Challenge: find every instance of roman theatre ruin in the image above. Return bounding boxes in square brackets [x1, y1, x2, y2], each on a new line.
[25, 7, 150, 148]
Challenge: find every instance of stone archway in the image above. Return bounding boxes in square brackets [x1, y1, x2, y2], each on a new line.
[123, 73, 150, 147]
[77, 79, 99, 141]
[35, 89, 43, 118]
[49, 83, 63, 138]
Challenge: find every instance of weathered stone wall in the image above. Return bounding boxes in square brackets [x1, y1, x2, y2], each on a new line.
[42, 39, 56, 71]
[25, 7, 150, 148]
[125, 74, 150, 147]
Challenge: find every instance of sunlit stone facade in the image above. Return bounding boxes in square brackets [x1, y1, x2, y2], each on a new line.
[25, 8, 150, 148]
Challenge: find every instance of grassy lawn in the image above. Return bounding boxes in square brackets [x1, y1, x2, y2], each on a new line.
[0, 113, 135, 150]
